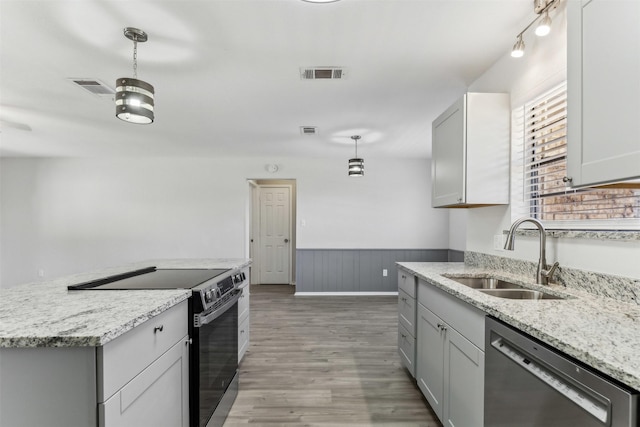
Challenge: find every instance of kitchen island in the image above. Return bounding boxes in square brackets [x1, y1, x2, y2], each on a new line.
[0, 258, 251, 427]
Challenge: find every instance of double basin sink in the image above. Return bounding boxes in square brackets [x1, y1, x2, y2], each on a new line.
[444, 276, 564, 300]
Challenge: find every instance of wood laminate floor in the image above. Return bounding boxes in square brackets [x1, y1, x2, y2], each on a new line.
[223, 285, 441, 427]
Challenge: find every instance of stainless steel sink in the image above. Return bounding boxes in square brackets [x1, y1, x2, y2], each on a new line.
[446, 276, 526, 290]
[478, 289, 563, 300]
[444, 275, 565, 300]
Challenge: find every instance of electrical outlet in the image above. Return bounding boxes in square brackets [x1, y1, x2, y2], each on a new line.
[37, 269, 45, 278]
[493, 235, 504, 251]
[382, 269, 388, 277]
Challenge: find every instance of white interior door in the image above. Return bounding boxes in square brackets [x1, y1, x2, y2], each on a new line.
[259, 186, 291, 284]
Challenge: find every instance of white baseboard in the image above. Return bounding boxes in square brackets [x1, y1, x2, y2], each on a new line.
[294, 291, 398, 296]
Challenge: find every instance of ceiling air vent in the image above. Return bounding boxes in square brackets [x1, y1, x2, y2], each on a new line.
[68, 79, 115, 97]
[300, 67, 347, 80]
[300, 126, 318, 135]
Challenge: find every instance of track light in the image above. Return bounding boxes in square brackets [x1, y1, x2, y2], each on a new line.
[535, 11, 552, 37]
[510, 0, 557, 59]
[511, 35, 525, 58]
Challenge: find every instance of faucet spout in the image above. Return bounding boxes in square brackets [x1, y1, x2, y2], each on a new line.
[504, 217, 556, 285]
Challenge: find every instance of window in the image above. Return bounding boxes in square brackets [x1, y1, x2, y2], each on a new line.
[511, 82, 640, 229]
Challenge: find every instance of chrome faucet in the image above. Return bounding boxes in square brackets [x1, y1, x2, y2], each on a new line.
[504, 217, 559, 285]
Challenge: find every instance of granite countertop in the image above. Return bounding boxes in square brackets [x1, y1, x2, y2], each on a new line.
[0, 258, 251, 348]
[397, 262, 640, 392]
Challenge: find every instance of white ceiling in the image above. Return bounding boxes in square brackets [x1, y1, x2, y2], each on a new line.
[0, 0, 531, 159]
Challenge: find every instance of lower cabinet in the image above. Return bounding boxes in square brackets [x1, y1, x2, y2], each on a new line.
[238, 281, 250, 362]
[416, 280, 485, 427]
[0, 301, 190, 427]
[99, 336, 189, 427]
[397, 270, 417, 377]
[98, 300, 190, 427]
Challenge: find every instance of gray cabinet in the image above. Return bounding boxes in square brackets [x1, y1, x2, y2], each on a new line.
[99, 336, 189, 427]
[431, 92, 510, 207]
[98, 300, 189, 427]
[567, 0, 640, 187]
[238, 276, 250, 362]
[0, 301, 189, 427]
[416, 279, 485, 426]
[397, 270, 417, 376]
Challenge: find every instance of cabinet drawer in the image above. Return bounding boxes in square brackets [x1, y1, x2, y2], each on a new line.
[398, 271, 416, 298]
[398, 323, 416, 378]
[398, 289, 416, 336]
[97, 300, 188, 402]
[418, 280, 485, 350]
[238, 285, 250, 324]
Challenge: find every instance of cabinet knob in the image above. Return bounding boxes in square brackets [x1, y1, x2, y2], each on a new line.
[153, 325, 164, 333]
[562, 176, 573, 185]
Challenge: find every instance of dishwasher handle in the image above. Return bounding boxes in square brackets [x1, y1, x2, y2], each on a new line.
[491, 336, 610, 424]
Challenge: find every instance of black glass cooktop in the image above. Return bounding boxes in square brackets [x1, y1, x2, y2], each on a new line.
[67, 267, 229, 291]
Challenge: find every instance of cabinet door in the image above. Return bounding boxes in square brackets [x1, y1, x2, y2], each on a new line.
[432, 96, 466, 207]
[567, 0, 640, 186]
[416, 303, 445, 420]
[238, 315, 250, 362]
[444, 327, 485, 427]
[398, 323, 416, 377]
[100, 336, 190, 427]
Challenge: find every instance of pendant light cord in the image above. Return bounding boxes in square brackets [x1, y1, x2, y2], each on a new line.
[133, 38, 138, 79]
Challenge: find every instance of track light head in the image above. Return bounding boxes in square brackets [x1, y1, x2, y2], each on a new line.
[511, 35, 525, 58]
[535, 11, 552, 36]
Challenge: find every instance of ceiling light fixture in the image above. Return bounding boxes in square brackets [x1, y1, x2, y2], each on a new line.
[511, 0, 558, 59]
[511, 35, 525, 58]
[348, 135, 364, 177]
[115, 27, 155, 124]
[535, 10, 552, 36]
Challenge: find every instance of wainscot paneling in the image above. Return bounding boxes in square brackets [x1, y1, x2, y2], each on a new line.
[295, 249, 449, 293]
[448, 250, 465, 262]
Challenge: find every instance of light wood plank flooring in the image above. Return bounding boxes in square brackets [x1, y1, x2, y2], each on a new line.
[223, 285, 441, 427]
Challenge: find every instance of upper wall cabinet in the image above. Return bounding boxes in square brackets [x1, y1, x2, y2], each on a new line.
[567, 0, 640, 187]
[431, 92, 510, 208]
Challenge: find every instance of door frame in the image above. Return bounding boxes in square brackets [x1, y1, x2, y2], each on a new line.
[248, 179, 296, 285]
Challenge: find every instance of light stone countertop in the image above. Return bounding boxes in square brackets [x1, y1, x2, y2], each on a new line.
[397, 262, 640, 392]
[0, 258, 251, 348]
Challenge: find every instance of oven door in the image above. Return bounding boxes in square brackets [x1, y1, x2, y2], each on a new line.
[191, 291, 240, 427]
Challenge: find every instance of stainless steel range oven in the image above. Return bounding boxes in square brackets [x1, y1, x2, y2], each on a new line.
[68, 266, 248, 427]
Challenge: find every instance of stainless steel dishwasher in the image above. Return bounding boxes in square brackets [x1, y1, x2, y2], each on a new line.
[485, 317, 638, 427]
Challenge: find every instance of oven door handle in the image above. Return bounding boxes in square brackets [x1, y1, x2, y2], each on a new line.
[194, 291, 241, 327]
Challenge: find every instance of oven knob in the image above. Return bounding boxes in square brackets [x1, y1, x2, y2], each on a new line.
[205, 290, 212, 302]
[241, 272, 246, 281]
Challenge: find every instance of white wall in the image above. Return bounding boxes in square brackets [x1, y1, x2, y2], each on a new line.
[464, 4, 640, 280]
[0, 156, 448, 288]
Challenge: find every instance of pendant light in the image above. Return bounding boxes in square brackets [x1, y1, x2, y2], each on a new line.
[115, 27, 155, 124]
[348, 135, 364, 177]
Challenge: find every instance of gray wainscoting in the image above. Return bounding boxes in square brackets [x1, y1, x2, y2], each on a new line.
[448, 249, 465, 262]
[295, 249, 450, 293]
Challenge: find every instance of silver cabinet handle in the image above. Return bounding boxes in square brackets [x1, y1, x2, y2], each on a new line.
[153, 325, 164, 333]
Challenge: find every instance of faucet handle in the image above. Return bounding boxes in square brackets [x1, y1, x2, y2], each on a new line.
[542, 262, 560, 283]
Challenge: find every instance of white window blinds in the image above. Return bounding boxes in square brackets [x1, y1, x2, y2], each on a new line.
[512, 82, 640, 227]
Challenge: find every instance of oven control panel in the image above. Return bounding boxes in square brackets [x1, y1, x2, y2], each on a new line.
[231, 271, 247, 286]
